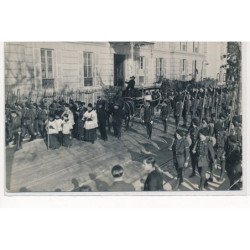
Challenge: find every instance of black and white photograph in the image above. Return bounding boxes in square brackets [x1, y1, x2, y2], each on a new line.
[4, 41, 243, 193]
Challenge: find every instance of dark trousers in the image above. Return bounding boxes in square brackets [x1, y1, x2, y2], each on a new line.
[22, 119, 35, 139]
[176, 167, 184, 182]
[99, 122, 107, 140]
[182, 114, 188, 127]
[58, 131, 63, 145]
[190, 152, 197, 174]
[145, 122, 152, 139]
[113, 122, 122, 139]
[162, 119, 168, 133]
[198, 166, 207, 190]
[175, 115, 180, 127]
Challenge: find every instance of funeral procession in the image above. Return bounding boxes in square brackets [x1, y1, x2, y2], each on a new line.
[4, 42, 242, 193]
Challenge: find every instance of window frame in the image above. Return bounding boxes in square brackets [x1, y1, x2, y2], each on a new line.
[83, 51, 94, 86]
[41, 48, 54, 79]
[180, 42, 187, 51]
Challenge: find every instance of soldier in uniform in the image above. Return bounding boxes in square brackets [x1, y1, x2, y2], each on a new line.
[182, 92, 191, 127]
[174, 95, 182, 127]
[9, 110, 22, 150]
[225, 134, 242, 189]
[160, 98, 171, 133]
[143, 100, 153, 140]
[214, 124, 227, 180]
[112, 103, 123, 139]
[143, 157, 164, 191]
[188, 117, 200, 178]
[21, 102, 36, 142]
[172, 129, 190, 189]
[193, 128, 216, 190]
[96, 96, 108, 141]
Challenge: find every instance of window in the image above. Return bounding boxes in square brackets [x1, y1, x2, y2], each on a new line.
[41, 49, 53, 79]
[192, 60, 197, 77]
[180, 42, 187, 51]
[180, 59, 188, 80]
[182, 59, 186, 72]
[139, 56, 144, 70]
[156, 58, 164, 76]
[193, 42, 199, 53]
[139, 76, 144, 83]
[84, 52, 93, 86]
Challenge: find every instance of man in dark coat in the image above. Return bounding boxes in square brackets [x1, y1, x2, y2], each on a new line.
[9, 110, 22, 150]
[108, 165, 135, 192]
[112, 103, 123, 139]
[172, 129, 190, 189]
[160, 98, 171, 133]
[143, 101, 153, 140]
[21, 102, 36, 141]
[193, 127, 216, 190]
[188, 117, 200, 177]
[96, 96, 108, 141]
[125, 76, 135, 95]
[143, 157, 164, 191]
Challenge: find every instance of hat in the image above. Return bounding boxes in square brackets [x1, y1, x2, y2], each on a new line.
[145, 157, 156, 165]
[176, 129, 185, 137]
[88, 103, 93, 108]
[192, 117, 199, 126]
[229, 134, 237, 143]
[130, 76, 135, 79]
[10, 110, 17, 114]
[111, 165, 124, 178]
[199, 127, 209, 136]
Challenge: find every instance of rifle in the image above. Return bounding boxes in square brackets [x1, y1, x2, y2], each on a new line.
[199, 88, 207, 125]
[177, 90, 187, 129]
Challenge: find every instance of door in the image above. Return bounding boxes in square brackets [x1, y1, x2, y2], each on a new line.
[114, 54, 125, 87]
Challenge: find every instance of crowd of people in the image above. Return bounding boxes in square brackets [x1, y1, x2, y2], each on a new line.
[5, 80, 243, 191]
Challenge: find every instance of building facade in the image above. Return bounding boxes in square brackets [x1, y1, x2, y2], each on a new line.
[5, 42, 209, 97]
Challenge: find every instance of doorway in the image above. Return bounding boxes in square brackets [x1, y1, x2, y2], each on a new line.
[114, 54, 125, 87]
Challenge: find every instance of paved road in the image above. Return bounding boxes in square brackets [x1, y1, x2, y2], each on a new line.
[5, 115, 230, 192]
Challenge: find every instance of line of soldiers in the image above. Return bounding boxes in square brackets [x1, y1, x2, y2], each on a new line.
[5, 95, 126, 150]
[164, 84, 242, 190]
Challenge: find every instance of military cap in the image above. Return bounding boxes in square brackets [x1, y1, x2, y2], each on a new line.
[199, 127, 209, 136]
[233, 115, 242, 124]
[229, 134, 237, 143]
[10, 110, 17, 114]
[111, 165, 124, 178]
[176, 129, 185, 137]
[192, 117, 199, 126]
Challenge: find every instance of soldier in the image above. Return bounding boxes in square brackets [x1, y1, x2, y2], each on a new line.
[172, 129, 190, 189]
[193, 128, 216, 190]
[160, 98, 171, 133]
[96, 96, 108, 141]
[174, 95, 182, 127]
[143, 157, 164, 191]
[9, 110, 22, 150]
[21, 102, 36, 142]
[143, 101, 153, 140]
[37, 105, 48, 138]
[112, 103, 123, 139]
[214, 124, 227, 180]
[188, 117, 200, 178]
[182, 92, 191, 127]
[225, 134, 242, 189]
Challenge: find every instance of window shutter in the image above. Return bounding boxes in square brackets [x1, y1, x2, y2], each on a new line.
[156, 58, 160, 76]
[185, 60, 188, 75]
[94, 53, 99, 86]
[163, 58, 166, 77]
[179, 59, 183, 76]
